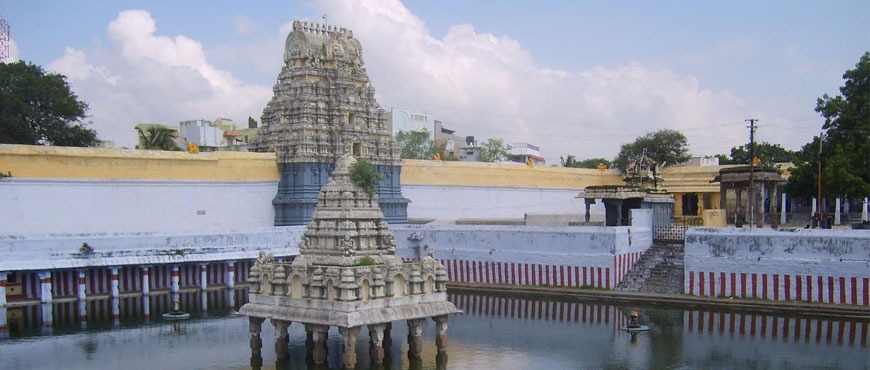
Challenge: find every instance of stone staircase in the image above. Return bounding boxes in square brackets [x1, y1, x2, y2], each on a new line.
[616, 243, 684, 294]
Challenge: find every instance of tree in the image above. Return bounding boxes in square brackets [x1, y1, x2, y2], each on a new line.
[561, 155, 612, 169]
[716, 142, 795, 167]
[350, 158, 382, 195]
[136, 126, 181, 151]
[395, 129, 437, 159]
[613, 129, 690, 171]
[786, 52, 870, 199]
[0, 61, 98, 146]
[478, 138, 509, 162]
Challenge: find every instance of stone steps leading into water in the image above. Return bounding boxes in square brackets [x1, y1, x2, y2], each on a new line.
[616, 243, 684, 294]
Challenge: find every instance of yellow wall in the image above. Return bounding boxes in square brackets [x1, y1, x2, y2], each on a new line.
[0, 144, 280, 181]
[2, 144, 742, 195]
[401, 159, 624, 189]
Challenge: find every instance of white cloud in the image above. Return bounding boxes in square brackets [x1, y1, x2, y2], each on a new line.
[45, 10, 271, 148]
[318, 0, 751, 161]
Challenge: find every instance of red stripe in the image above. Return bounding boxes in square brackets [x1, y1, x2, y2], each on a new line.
[582, 267, 588, 287]
[817, 276, 824, 303]
[605, 268, 610, 289]
[828, 276, 834, 303]
[762, 274, 768, 300]
[850, 277, 857, 305]
[740, 273, 747, 298]
[709, 272, 714, 297]
[699, 271, 706, 296]
[720, 272, 726, 297]
[559, 266, 565, 287]
[751, 273, 758, 298]
[785, 275, 791, 301]
[838, 277, 846, 304]
[863, 277, 869, 306]
[574, 266, 579, 287]
[511, 263, 517, 285]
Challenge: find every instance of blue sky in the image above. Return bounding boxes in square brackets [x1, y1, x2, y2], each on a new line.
[3, 0, 868, 161]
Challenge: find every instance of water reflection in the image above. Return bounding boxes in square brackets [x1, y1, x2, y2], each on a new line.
[0, 291, 866, 370]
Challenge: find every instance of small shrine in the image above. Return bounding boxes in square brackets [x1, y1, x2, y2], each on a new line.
[240, 154, 459, 368]
[712, 165, 785, 228]
[580, 152, 674, 226]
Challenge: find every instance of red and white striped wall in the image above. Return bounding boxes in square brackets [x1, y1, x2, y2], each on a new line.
[687, 271, 869, 305]
[440, 259, 614, 288]
[685, 310, 868, 347]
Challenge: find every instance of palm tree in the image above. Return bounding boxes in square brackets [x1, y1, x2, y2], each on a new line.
[136, 126, 181, 151]
[561, 155, 579, 167]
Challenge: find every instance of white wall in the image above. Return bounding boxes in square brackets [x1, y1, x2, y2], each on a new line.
[684, 228, 870, 304]
[403, 185, 605, 221]
[0, 179, 277, 235]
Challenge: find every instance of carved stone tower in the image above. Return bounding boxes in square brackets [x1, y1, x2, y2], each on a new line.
[249, 20, 409, 225]
[240, 155, 457, 367]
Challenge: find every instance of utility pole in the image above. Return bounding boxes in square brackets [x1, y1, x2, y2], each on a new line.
[746, 119, 758, 229]
[817, 132, 824, 227]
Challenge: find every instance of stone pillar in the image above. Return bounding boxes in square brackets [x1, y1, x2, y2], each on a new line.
[0, 272, 7, 307]
[171, 265, 180, 293]
[770, 183, 779, 228]
[227, 261, 236, 289]
[249, 317, 265, 370]
[863, 197, 868, 222]
[307, 323, 329, 365]
[368, 323, 387, 364]
[734, 187, 744, 226]
[780, 192, 787, 225]
[584, 199, 593, 223]
[407, 318, 425, 359]
[756, 182, 765, 228]
[76, 270, 87, 301]
[110, 267, 120, 298]
[249, 317, 265, 354]
[141, 266, 150, 295]
[339, 326, 361, 368]
[272, 319, 290, 359]
[39, 271, 52, 303]
[835, 197, 841, 225]
[436, 352, 449, 370]
[811, 197, 817, 217]
[433, 315, 449, 353]
[199, 264, 208, 291]
[383, 322, 393, 360]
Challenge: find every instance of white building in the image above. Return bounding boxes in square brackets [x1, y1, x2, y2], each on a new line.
[179, 119, 235, 148]
[388, 108, 436, 136]
[506, 142, 546, 165]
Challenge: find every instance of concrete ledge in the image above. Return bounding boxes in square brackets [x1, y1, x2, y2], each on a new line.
[447, 282, 870, 321]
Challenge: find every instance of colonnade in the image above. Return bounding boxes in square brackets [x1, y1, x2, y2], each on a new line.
[248, 316, 449, 369]
[0, 260, 246, 307]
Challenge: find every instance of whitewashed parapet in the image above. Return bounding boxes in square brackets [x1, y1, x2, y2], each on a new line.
[0, 227, 305, 271]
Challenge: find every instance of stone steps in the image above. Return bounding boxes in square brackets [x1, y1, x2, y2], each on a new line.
[616, 243, 684, 294]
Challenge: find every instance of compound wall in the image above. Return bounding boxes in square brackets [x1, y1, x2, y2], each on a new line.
[685, 228, 870, 305]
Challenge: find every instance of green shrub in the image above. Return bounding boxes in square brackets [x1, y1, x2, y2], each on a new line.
[350, 159, 382, 195]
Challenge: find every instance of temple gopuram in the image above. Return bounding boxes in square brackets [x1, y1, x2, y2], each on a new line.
[240, 154, 458, 368]
[249, 20, 409, 225]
